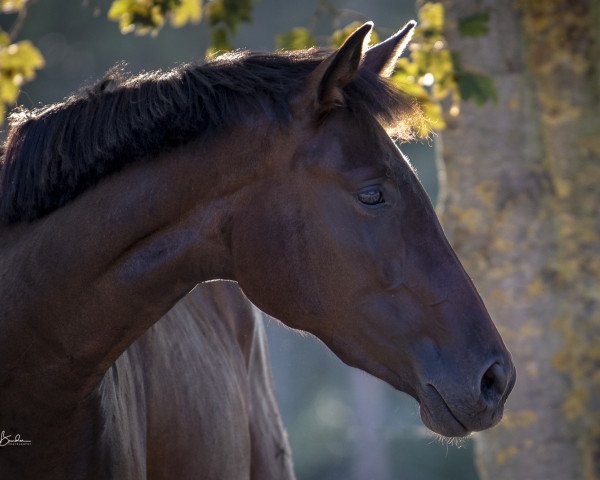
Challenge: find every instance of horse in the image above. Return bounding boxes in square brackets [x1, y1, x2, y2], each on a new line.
[0, 21, 515, 479]
[1, 275, 294, 478]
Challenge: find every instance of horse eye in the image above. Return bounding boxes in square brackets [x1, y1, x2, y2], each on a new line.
[357, 188, 384, 205]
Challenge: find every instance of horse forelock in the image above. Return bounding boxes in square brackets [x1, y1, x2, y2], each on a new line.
[0, 49, 421, 226]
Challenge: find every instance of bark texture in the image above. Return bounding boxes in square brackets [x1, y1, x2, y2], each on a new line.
[438, 1, 600, 479]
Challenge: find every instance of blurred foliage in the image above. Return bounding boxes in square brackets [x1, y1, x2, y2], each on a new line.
[106, 0, 253, 57]
[391, 3, 496, 135]
[330, 20, 380, 48]
[108, 0, 202, 35]
[204, 0, 252, 57]
[0, 0, 26, 13]
[0, 0, 496, 130]
[278, 2, 497, 138]
[0, 0, 44, 123]
[276, 27, 315, 50]
[276, 7, 446, 136]
[392, 2, 453, 135]
[458, 11, 490, 37]
[0, 35, 44, 120]
[452, 52, 497, 105]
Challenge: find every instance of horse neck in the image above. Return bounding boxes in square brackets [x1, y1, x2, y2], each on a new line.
[0, 123, 268, 407]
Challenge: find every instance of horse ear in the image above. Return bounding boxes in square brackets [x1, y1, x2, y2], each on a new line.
[300, 22, 373, 115]
[363, 21, 416, 77]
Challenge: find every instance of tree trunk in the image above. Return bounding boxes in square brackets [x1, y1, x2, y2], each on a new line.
[349, 373, 390, 480]
[437, 1, 600, 479]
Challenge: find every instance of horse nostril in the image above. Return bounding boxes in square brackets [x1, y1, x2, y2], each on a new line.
[480, 361, 509, 404]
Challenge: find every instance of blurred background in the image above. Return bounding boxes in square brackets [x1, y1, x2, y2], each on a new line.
[0, 1, 474, 479]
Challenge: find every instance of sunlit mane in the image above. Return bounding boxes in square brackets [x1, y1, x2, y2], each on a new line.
[0, 49, 420, 225]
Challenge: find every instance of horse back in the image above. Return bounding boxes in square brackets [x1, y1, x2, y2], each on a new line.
[100, 282, 294, 479]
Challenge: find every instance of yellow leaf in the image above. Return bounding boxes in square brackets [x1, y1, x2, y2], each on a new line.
[395, 57, 419, 76]
[276, 27, 315, 50]
[15, 40, 44, 75]
[0, 30, 9, 46]
[419, 2, 444, 33]
[108, 0, 166, 35]
[170, 0, 202, 28]
[392, 78, 429, 101]
[0, 40, 44, 77]
[150, 5, 165, 28]
[107, 0, 133, 20]
[421, 99, 445, 130]
[330, 21, 379, 48]
[0, 75, 19, 102]
[0, 38, 45, 123]
[205, 46, 221, 60]
[0, 0, 25, 13]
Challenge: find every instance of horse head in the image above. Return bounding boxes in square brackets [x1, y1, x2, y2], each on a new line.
[231, 22, 515, 437]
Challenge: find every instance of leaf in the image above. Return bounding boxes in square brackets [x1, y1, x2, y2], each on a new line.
[391, 74, 428, 100]
[211, 27, 231, 52]
[276, 27, 315, 50]
[205, 0, 225, 27]
[107, 0, 132, 19]
[170, 0, 202, 28]
[421, 99, 445, 131]
[330, 21, 379, 48]
[207, 0, 252, 34]
[0, 40, 45, 78]
[0, 76, 19, 102]
[394, 57, 419, 77]
[418, 2, 444, 33]
[0, 0, 25, 13]
[458, 12, 490, 37]
[456, 70, 497, 105]
[205, 0, 254, 49]
[108, 0, 192, 35]
[0, 30, 10, 47]
[0, 39, 44, 124]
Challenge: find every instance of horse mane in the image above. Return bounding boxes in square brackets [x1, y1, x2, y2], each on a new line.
[0, 49, 421, 225]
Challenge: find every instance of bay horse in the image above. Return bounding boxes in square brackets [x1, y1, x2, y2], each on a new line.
[0, 21, 515, 479]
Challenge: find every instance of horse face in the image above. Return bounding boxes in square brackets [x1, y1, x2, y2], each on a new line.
[231, 23, 515, 437]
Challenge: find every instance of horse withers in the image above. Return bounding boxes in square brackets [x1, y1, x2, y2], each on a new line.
[0, 21, 515, 479]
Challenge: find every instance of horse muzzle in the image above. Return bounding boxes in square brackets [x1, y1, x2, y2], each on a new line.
[417, 358, 516, 437]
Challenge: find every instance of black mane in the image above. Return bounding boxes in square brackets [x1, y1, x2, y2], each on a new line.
[0, 49, 419, 225]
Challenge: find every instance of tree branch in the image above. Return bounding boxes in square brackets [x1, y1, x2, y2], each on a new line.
[8, 0, 39, 42]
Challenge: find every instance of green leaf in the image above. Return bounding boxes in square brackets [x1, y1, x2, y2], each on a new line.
[211, 27, 231, 52]
[205, 0, 225, 26]
[207, 0, 252, 34]
[418, 2, 444, 33]
[276, 27, 315, 50]
[458, 12, 490, 37]
[456, 70, 497, 105]
[205, 0, 254, 48]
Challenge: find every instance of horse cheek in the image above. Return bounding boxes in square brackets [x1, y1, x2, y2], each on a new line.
[230, 204, 315, 330]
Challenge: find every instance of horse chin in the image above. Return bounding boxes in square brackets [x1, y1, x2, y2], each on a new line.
[418, 387, 473, 438]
